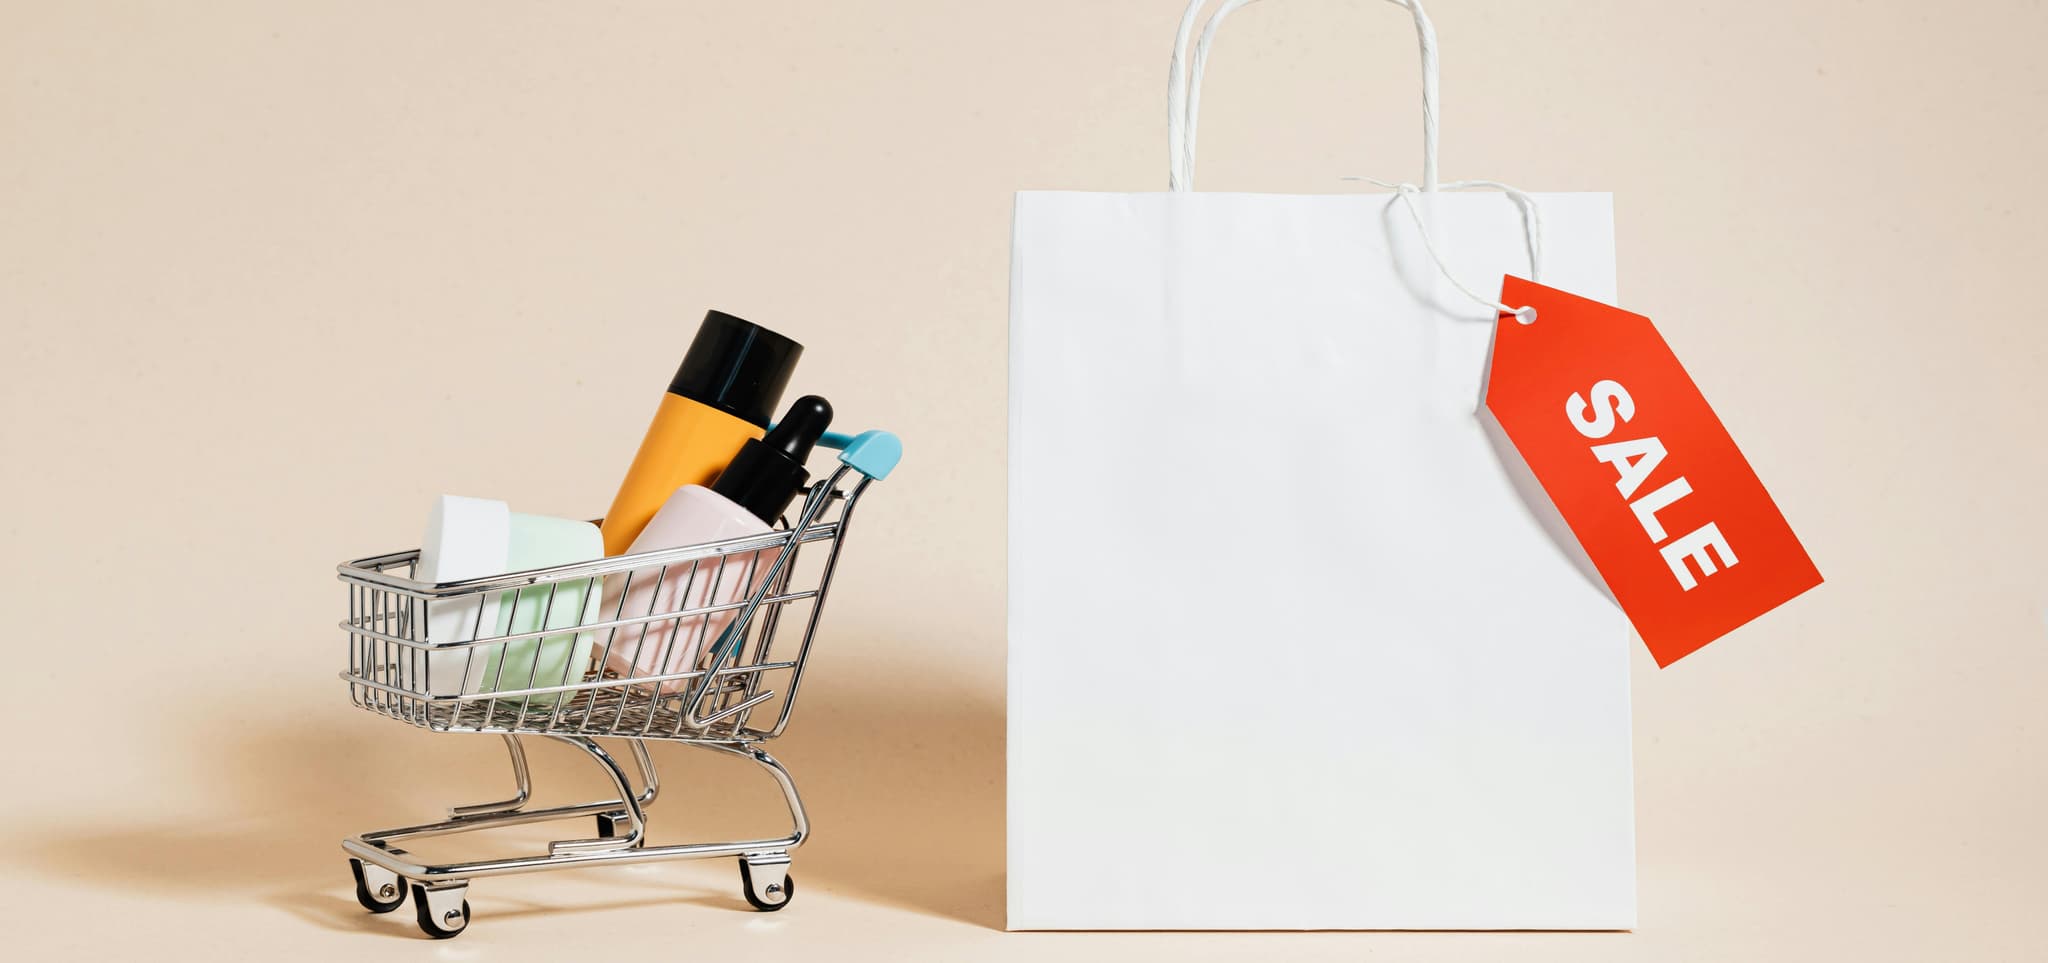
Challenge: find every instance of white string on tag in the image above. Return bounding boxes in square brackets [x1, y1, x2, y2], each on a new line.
[1343, 177, 1544, 324]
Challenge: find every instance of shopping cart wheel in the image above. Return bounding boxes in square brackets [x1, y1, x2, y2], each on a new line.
[738, 855, 794, 911]
[411, 883, 471, 939]
[349, 857, 405, 914]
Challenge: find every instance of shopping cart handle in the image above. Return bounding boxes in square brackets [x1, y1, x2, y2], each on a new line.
[765, 422, 901, 480]
[820, 429, 901, 481]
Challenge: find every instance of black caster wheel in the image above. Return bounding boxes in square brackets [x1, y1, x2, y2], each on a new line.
[411, 883, 472, 939]
[739, 858, 794, 911]
[349, 858, 405, 914]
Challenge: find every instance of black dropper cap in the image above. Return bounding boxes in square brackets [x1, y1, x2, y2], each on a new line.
[666, 310, 803, 428]
[711, 396, 833, 524]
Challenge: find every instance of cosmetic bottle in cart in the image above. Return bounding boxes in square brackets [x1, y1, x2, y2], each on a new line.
[600, 310, 802, 555]
[604, 396, 833, 689]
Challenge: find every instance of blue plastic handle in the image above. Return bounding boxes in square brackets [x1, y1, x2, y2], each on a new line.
[821, 429, 901, 480]
[768, 426, 902, 481]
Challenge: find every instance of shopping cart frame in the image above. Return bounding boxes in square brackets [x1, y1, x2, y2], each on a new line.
[336, 429, 900, 938]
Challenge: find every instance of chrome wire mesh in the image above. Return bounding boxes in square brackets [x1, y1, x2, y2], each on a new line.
[339, 468, 866, 744]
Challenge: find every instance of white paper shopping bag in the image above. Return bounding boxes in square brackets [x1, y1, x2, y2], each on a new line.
[1008, 0, 1635, 930]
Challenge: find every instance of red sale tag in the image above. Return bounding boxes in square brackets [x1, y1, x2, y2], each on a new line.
[1484, 276, 1821, 666]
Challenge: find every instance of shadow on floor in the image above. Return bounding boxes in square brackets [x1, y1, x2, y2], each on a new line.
[20, 636, 1005, 931]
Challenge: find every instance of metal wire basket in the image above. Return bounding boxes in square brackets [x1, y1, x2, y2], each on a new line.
[336, 428, 900, 938]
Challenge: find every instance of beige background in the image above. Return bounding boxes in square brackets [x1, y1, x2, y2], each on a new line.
[3, 0, 2043, 958]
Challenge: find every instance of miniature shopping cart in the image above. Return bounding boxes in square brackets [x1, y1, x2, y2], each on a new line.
[336, 429, 900, 939]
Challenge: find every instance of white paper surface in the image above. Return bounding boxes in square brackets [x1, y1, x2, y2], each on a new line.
[1007, 190, 1635, 930]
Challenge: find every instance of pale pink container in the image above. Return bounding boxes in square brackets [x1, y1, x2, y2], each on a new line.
[601, 485, 777, 691]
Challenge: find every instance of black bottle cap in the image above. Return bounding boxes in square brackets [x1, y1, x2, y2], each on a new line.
[711, 396, 833, 524]
[666, 310, 803, 428]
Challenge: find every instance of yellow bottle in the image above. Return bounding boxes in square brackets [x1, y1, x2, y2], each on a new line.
[601, 311, 802, 555]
